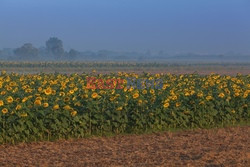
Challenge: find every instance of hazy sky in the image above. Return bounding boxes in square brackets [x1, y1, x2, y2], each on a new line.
[1, 0, 250, 54]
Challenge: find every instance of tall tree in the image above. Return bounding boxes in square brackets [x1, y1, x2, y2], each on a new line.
[14, 43, 38, 60]
[46, 37, 64, 59]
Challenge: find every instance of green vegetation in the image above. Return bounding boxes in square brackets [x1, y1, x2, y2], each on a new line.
[0, 70, 249, 144]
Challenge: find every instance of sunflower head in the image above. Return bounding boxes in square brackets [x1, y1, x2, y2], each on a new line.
[1, 108, 8, 114]
[0, 100, 4, 106]
[43, 103, 49, 108]
[34, 100, 42, 106]
[7, 96, 14, 103]
[133, 92, 139, 99]
[53, 104, 60, 110]
[91, 92, 99, 99]
[44, 88, 52, 95]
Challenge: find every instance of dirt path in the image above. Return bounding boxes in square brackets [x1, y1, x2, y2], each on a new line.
[0, 126, 249, 167]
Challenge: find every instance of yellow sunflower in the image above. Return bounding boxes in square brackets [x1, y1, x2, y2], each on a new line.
[71, 111, 77, 116]
[63, 105, 71, 110]
[150, 89, 155, 94]
[69, 89, 74, 94]
[1, 108, 8, 114]
[22, 97, 29, 103]
[15, 105, 22, 110]
[34, 100, 42, 106]
[133, 92, 139, 99]
[44, 88, 52, 95]
[91, 92, 99, 99]
[7, 96, 14, 103]
[163, 102, 170, 108]
[206, 95, 213, 101]
[218, 93, 225, 98]
[0, 100, 4, 106]
[175, 102, 181, 107]
[43, 102, 49, 108]
[53, 104, 60, 110]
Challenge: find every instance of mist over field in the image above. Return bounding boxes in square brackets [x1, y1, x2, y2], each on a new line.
[0, 0, 250, 62]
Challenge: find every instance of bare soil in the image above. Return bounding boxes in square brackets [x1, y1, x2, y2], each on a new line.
[0, 126, 249, 167]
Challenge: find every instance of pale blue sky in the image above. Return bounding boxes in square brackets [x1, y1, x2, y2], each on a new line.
[0, 0, 250, 54]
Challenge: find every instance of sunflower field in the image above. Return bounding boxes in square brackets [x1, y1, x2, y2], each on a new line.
[0, 70, 249, 144]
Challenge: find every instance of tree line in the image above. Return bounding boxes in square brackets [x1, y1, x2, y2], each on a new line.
[3, 37, 78, 61]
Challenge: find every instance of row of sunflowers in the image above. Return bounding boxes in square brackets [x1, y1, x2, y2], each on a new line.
[0, 70, 249, 144]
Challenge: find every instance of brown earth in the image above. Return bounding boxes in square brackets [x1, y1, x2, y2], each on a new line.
[0, 126, 249, 167]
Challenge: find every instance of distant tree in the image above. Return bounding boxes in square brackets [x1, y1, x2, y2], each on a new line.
[46, 37, 64, 59]
[68, 49, 78, 60]
[14, 43, 38, 60]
